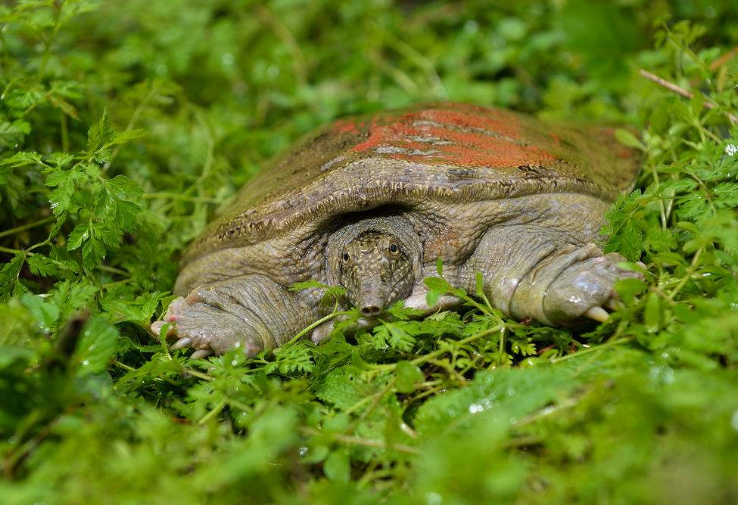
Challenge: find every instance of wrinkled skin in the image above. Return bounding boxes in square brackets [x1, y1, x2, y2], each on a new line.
[150, 103, 642, 358]
[151, 209, 640, 358]
[340, 230, 415, 317]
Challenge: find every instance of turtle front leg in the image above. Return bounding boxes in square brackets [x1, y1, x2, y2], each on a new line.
[463, 225, 640, 327]
[151, 275, 319, 357]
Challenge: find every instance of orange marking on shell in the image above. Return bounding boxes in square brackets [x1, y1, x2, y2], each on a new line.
[351, 115, 414, 152]
[419, 108, 522, 140]
[419, 126, 556, 168]
[351, 108, 556, 168]
[332, 119, 360, 134]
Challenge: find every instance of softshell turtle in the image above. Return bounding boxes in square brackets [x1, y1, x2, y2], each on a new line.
[151, 103, 641, 358]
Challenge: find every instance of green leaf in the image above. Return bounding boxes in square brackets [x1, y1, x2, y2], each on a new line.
[424, 276, 452, 309]
[289, 279, 346, 306]
[0, 151, 42, 169]
[603, 190, 644, 261]
[289, 280, 330, 292]
[269, 342, 315, 374]
[324, 449, 350, 483]
[110, 129, 146, 145]
[316, 366, 372, 410]
[81, 236, 106, 269]
[46, 167, 84, 215]
[0, 252, 26, 301]
[644, 293, 662, 331]
[614, 278, 648, 303]
[100, 291, 161, 324]
[415, 367, 579, 437]
[651, 252, 688, 267]
[26, 254, 63, 278]
[21, 293, 60, 333]
[614, 128, 646, 151]
[108, 175, 143, 202]
[395, 361, 424, 393]
[388, 300, 422, 320]
[67, 224, 89, 250]
[73, 317, 119, 375]
[87, 107, 114, 155]
[46, 152, 75, 168]
[374, 321, 416, 352]
[676, 221, 701, 235]
[0, 120, 31, 148]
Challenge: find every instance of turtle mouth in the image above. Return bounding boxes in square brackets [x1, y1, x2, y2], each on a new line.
[356, 314, 381, 329]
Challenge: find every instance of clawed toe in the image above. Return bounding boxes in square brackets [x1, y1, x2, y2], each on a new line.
[541, 249, 644, 326]
[151, 320, 176, 339]
[584, 295, 627, 324]
[170, 337, 192, 350]
[190, 349, 213, 359]
[147, 278, 311, 358]
[584, 306, 610, 323]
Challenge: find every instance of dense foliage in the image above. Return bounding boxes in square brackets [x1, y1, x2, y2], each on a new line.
[1, 0, 737, 503]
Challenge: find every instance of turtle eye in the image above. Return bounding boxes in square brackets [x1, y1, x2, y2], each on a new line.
[388, 243, 399, 255]
[342, 252, 350, 262]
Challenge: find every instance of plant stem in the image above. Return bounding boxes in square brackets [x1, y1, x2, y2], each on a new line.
[369, 324, 503, 374]
[300, 427, 420, 455]
[0, 245, 23, 255]
[550, 337, 631, 363]
[198, 400, 227, 425]
[411, 325, 503, 367]
[668, 247, 703, 300]
[60, 111, 69, 151]
[38, 0, 65, 80]
[143, 192, 222, 204]
[348, 378, 397, 430]
[283, 309, 352, 347]
[182, 367, 213, 382]
[648, 164, 668, 230]
[0, 216, 55, 239]
[102, 82, 159, 173]
[709, 46, 738, 72]
[639, 69, 737, 124]
[97, 264, 128, 275]
[161, 109, 216, 214]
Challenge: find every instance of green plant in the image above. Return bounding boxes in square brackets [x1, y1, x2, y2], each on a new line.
[1, 1, 737, 504]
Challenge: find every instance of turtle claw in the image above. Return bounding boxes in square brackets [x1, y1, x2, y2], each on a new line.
[170, 337, 192, 350]
[404, 294, 461, 314]
[150, 320, 174, 338]
[150, 290, 272, 357]
[541, 249, 643, 326]
[311, 320, 335, 345]
[190, 349, 213, 359]
[585, 306, 610, 323]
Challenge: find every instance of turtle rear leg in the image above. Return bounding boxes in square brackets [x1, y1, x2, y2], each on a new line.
[462, 225, 640, 327]
[151, 275, 318, 357]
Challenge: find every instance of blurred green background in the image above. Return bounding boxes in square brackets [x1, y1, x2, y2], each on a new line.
[1, 1, 737, 504]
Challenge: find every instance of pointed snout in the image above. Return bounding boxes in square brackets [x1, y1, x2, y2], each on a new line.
[359, 296, 384, 317]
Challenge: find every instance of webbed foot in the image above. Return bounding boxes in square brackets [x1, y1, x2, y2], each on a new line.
[151, 293, 266, 357]
[541, 248, 642, 326]
[150, 275, 317, 357]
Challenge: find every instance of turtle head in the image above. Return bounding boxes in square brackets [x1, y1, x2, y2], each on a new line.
[339, 230, 416, 317]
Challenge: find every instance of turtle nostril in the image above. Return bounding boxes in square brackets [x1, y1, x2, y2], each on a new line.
[361, 305, 381, 316]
